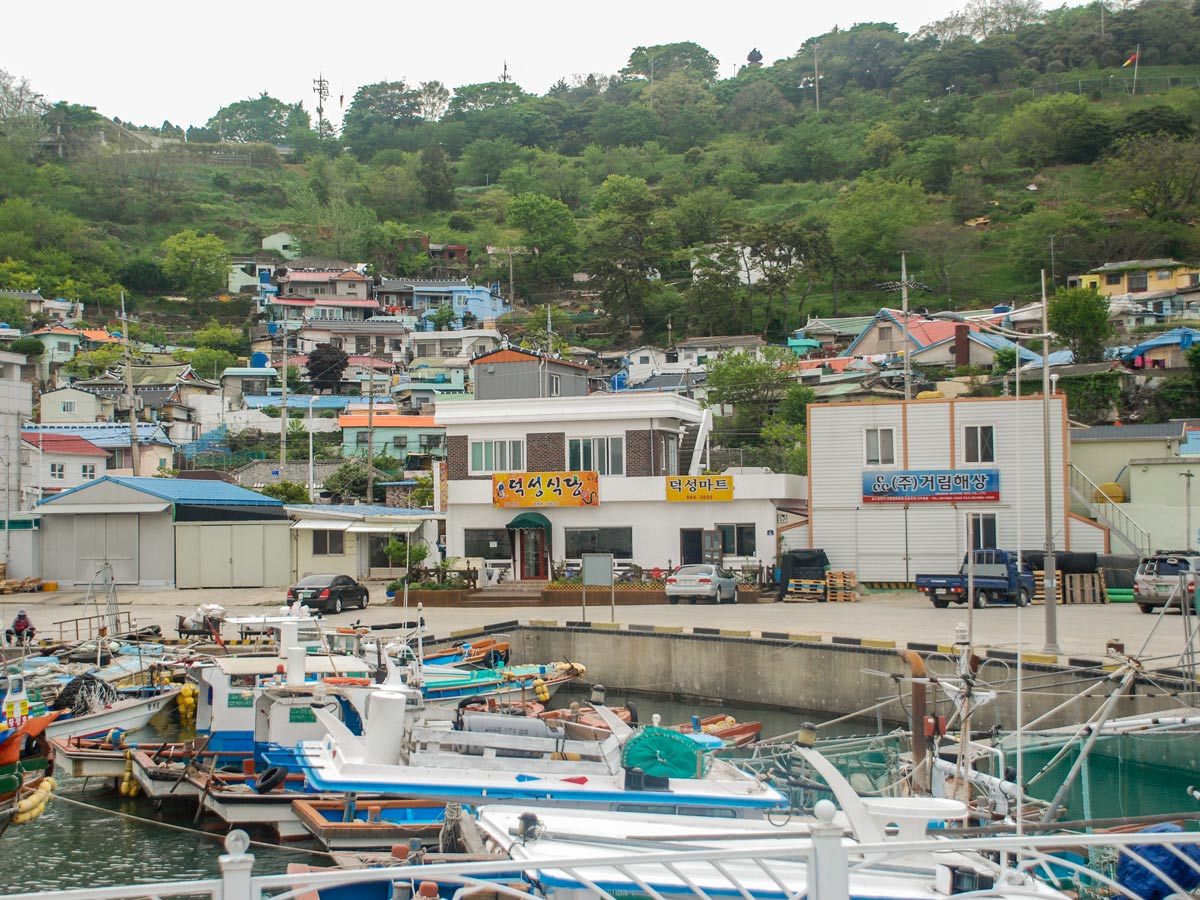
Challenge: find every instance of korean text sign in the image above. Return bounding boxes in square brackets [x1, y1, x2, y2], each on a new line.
[493, 471, 599, 507]
[665, 475, 734, 502]
[862, 469, 999, 503]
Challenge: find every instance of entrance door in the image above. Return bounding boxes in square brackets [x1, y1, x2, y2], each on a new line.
[518, 529, 548, 580]
[680, 529, 703, 566]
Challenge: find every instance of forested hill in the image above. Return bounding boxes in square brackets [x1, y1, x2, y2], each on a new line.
[2, 0, 1200, 347]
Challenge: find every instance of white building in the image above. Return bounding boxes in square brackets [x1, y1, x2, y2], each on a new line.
[0, 349, 31, 575]
[436, 394, 805, 580]
[19, 431, 110, 507]
[37, 385, 113, 423]
[807, 395, 1107, 583]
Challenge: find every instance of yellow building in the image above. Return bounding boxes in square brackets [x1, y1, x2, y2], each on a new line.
[1073, 259, 1200, 297]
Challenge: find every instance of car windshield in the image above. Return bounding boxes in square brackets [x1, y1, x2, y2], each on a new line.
[296, 575, 334, 587]
[675, 565, 714, 577]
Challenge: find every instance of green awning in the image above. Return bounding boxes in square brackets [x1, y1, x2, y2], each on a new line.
[507, 511, 551, 531]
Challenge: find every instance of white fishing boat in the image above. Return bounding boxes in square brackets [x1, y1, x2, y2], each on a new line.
[45, 687, 180, 741]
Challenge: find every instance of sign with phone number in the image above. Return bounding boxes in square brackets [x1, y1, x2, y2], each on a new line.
[493, 471, 599, 507]
[862, 469, 1000, 503]
[666, 475, 734, 502]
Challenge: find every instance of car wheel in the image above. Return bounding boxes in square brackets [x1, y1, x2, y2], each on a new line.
[688, 596, 698, 604]
[669, 596, 679, 605]
[931, 595, 950, 609]
[333, 596, 344, 614]
[731, 587, 739, 604]
[1017, 587, 1031, 608]
[360, 591, 369, 609]
[972, 588, 988, 609]
[1138, 602, 1154, 614]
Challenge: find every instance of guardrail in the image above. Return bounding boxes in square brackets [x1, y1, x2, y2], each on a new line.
[49, 611, 135, 644]
[1068, 463, 1152, 556]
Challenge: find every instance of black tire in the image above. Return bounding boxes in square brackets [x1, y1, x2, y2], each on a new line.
[931, 595, 950, 609]
[1017, 587, 1031, 608]
[669, 596, 679, 605]
[973, 588, 988, 609]
[253, 765, 289, 794]
[731, 587, 739, 604]
[360, 591, 369, 609]
[1138, 602, 1154, 614]
[333, 595, 344, 614]
[688, 596, 698, 604]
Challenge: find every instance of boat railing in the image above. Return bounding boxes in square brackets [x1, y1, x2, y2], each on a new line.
[48, 611, 136, 644]
[7, 822, 1200, 900]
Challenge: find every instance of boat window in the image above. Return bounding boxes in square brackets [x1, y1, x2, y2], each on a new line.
[229, 674, 257, 688]
[685, 806, 738, 819]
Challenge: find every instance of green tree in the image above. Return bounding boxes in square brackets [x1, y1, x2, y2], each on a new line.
[161, 230, 230, 312]
[738, 221, 833, 331]
[447, 82, 527, 115]
[645, 73, 719, 152]
[508, 192, 578, 288]
[206, 94, 299, 143]
[775, 383, 815, 427]
[1002, 94, 1112, 167]
[827, 176, 935, 272]
[1106, 136, 1200, 222]
[428, 305, 458, 331]
[704, 347, 797, 446]
[324, 461, 383, 502]
[63, 344, 122, 378]
[1048, 287, 1113, 364]
[306, 343, 349, 394]
[258, 481, 310, 503]
[8, 336, 43, 357]
[184, 347, 237, 379]
[622, 42, 720, 82]
[418, 143, 454, 210]
[341, 81, 421, 158]
[192, 320, 245, 353]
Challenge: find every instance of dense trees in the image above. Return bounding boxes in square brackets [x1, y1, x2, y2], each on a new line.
[161, 230, 230, 310]
[1048, 287, 1113, 364]
[206, 94, 302, 144]
[306, 344, 349, 394]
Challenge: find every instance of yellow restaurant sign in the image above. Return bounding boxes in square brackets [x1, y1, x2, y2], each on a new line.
[493, 471, 600, 508]
[665, 475, 734, 502]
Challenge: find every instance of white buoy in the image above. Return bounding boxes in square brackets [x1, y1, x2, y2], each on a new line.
[286, 646, 306, 687]
[278, 620, 299, 656]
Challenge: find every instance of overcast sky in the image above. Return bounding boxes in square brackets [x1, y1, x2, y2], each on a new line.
[9, 0, 1089, 130]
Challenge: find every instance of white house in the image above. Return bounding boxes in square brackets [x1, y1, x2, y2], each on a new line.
[36, 385, 113, 423]
[19, 431, 110, 506]
[436, 394, 806, 580]
[807, 395, 1107, 583]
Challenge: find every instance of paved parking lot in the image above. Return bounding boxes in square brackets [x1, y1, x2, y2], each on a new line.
[4, 585, 1189, 663]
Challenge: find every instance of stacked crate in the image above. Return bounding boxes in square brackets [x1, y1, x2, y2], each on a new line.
[784, 578, 827, 602]
[1031, 571, 1108, 604]
[826, 571, 858, 602]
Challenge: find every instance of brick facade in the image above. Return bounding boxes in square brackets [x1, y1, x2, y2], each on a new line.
[625, 429, 652, 476]
[526, 432, 565, 471]
[447, 434, 470, 480]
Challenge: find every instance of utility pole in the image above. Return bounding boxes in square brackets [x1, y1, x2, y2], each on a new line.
[507, 248, 516, 308]
[120, 292, 140, 476]
[1041, 270, 1061, 655]
[813, 45, 821, 112]
[366, 358, 376, 501]
[1181, 471, 1195, 551]
[313, 73, 330, 142]
[901, 252, 911, 401]
[279, 333, 288, 476]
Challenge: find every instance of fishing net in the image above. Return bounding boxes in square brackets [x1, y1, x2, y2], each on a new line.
[622, 726, 711, 778]
[51, 674, 119, 717]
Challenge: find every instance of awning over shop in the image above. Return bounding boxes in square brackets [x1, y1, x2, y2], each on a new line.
[346, 522, 420, 534]
[291, 520, 351, 531]
[507, 511, 551, 531]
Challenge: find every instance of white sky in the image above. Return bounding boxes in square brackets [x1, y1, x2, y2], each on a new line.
[8, 0, 1089, 130]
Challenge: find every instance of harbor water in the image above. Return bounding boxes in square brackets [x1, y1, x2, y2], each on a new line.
[2, 690, 1193, 894]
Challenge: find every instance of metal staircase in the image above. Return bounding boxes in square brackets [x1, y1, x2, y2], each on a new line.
[684, 408, 712, 476]
[1067, 462, 1151, 556]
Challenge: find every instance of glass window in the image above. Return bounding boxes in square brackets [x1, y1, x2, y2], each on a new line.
[964, 425, 995, 463]
[49, 463, 64, 479]
[469, 440, 524, 474]
[548, 373, 561, 397]
[864, 428, 895, 466]
[564, 527, 634, 559]
[312, 530, 345, 555]
[1128, 272, 1148, 292]
[1105, 273, 1122, 285]
[877, 325, 892, 341]
[464, 528, 509, 559]
[715, 524, 756, 556]
[61, 401, 76, 413]
[568, 437, 624, 475]
[393, 435, 408, 450]
[81, 464, 96, 480]
[971, 514, 998, 550]
[356, 431, 368, 445]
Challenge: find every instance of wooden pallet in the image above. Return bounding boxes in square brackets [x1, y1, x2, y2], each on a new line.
[825, 571, 858, 602]
[783, 578, 826, 602]
[1032, 571, 1107, 604]
[0, 578, 43, 594]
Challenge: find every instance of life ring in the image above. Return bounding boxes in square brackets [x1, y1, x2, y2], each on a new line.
[323, 677, 371, 686]
[252, 765, 289, 794]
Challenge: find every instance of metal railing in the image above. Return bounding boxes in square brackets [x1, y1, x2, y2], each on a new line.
[13, 820, 1200, 900]
[49, 611, 136, 644]
[1068, 463, 1152, 556]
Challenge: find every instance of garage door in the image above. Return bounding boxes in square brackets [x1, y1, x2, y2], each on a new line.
[73, 515, 139, 584]
[176, 523, 290, 588]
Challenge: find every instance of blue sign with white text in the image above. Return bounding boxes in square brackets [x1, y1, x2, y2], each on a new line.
[862, 469, 1000, 503]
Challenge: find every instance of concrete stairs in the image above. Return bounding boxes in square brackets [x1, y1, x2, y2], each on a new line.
[464, 580, 549, 607]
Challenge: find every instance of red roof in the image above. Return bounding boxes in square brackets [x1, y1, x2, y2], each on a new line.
[472, 348, 591, 370]
[20, 432, 110, 457]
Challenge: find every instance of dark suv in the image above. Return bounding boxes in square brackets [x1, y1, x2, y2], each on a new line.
[1133, 552, 1200, 614]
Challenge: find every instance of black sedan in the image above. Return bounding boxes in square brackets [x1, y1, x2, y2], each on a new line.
[286, 574, 369, 614]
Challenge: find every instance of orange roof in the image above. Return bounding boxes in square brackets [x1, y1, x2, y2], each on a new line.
[32, 326, 119, 342]
[337, 414, 440, 428]
[794, 357, 862, 372]
[473, 348, 591, 370]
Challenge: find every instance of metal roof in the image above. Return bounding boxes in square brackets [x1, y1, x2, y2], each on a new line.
[285, 503, 443, 518]
[222, 367, 278, 377]
[1070, 422, 1188, 442]
[243, 394, 351, 410]
[39, 476, 283, 508]
[22, 423, 175, 448]
[1124, 327, 1200, 360]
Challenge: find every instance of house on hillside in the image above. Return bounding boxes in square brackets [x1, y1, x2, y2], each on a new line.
[376, 279, 509, 330]
[670, 335, 765, 367]
[22, 423, 174, 475]
[19, 431, 109, 506]
[471, 346, 589, 401]
[0, 289, 83, 324]
[220, 366, 278, 404]
[338, 412, 446, 465]
[37, 385, 113, 423]
[1071, 259, 1200, 297]
[1123, 327, 1200, 370]
[262, 231, 300, 260]
[295, 318, 410, 361]
[29, 326, 119, 379]
[907, 324, 1039, 369]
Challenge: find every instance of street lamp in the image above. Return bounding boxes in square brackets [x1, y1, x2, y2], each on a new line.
[930, 297, 1062, 655]
[1181, 471, 1195, 551]
[307, 395, 318, 502]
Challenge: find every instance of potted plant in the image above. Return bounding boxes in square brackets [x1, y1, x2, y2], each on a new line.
[383, 537, 430, 580]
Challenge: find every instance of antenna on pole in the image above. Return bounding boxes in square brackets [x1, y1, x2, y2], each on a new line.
[313, 73, 330, 141]
[499, 61, 511, 84]
[120, 292, 140, 476]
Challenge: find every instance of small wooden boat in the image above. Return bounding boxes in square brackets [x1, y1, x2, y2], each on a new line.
[423, 637, 511, 669]
[0, 710, 60, 836]
[131, 741, 253, 802]
[292, 798, 448, 850]
[541, 705, 762, 747]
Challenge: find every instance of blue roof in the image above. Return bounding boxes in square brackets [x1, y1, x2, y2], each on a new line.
[243, 394, 352, 410]
[287, 503, 442, 518]
[915, 331, 1040, 363]
[40, 476, 283, 508]
[1124, 327, 1200, 361]
[22, 423, 175, 448]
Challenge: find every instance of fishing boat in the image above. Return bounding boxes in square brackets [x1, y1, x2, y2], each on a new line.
[296, 686, 787, 818]
[541, 704, 761, 748]
[291, 797, 448, 850]
[0, 695, 60, 836]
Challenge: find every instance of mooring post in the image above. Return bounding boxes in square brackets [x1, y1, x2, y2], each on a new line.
[219, 830, 256, 900]
[809, 799, 849, 900]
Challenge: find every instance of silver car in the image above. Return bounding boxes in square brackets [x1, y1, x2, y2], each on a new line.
[1134, 552, 1200, 614]
[664, 564, 739, 604]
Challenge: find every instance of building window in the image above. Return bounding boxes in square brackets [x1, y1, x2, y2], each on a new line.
[1127, 272, 1148, 292]
[49, 463, 64, 480]
[864, 427, 895, 466]
[639, 355, 650, 364]
[312, 530, 345, 555]
[964, 425, 995, 464]
[420, 434, 444, 451]
[568, 437, 624, 475]
[564, 527, 634, 559]
[61, 401, 76, 413]
[716, 523, 756, 557]
[81, 463, 96, 480]
[393, 436, 408, 450]
[464, 527, 509, 559]
[1105, 273, 1122, 286]
[664, 433, 679, 477]
[331, 338, 344, 349]
[470, 439, 524, 474]
[970, 515, 998, 550]
[389, 339, 404, 352]
[1157, 270, 1172, 281]
[56, 342, 70, 353]
[877, 325, 893, 341]
[356, 432, 369, 445]
[548, 373, 561, 397]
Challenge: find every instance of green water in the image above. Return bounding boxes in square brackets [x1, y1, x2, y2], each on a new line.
[2, 694, 1193, 894]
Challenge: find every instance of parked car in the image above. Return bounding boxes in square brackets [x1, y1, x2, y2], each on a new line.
[916, 549, 1034, 608]
[1133, 551, 1200, 614]
[664, 564, 738, 604]
[287, 574, 369, 614]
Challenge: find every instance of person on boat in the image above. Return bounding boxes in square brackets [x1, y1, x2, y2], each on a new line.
[6, 611, 34, 645]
